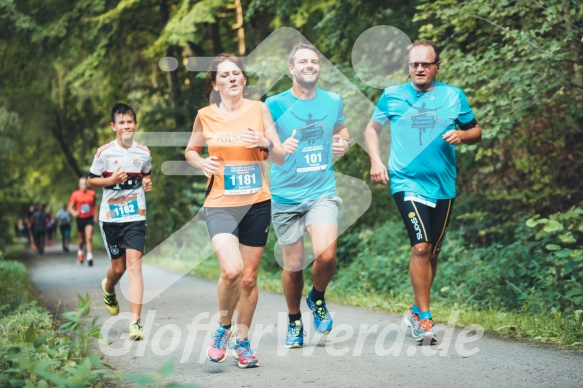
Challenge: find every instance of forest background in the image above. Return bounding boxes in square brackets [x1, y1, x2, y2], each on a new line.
[1, 0, 581, 330]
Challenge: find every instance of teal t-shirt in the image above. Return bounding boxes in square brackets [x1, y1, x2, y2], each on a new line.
[266, 88, 345, 204]
[372, 81, 476, 199]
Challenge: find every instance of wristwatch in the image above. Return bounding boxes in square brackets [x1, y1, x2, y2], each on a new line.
[263, 139, 274, 152]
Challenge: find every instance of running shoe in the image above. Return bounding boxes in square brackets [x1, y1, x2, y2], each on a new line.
[403, 306, 420, 333]
[129, 321, 144, 341]
[101, 278, 119, 316]
[285, 319, 304, 348]
[413, 318, 437, 344]
[88, 258, 94, 267]
[207, 326, 232, 363]
[306, 290, 333, 334]
[232, 338, 258, 368]
[77, 251, 84, 264]
[285, 319, 305, 349]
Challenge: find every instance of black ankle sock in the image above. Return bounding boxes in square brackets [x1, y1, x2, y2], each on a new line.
[311, 287, 325, 302]
[289, 312, 301, 322]
[220, 323, 231, 330]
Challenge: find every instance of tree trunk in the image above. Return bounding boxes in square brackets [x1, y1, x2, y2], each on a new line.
[209, 22, 224, 55]
[52, 112, 83, 179]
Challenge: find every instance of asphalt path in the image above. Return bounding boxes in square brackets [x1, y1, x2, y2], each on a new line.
[24, 245, 583, 387]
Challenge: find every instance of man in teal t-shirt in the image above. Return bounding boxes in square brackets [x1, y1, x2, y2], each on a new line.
[365, 40, 482, 344]
[266, 43, 351, 348]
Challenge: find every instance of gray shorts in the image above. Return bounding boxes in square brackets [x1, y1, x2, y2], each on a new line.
[271, 195, 342, 246]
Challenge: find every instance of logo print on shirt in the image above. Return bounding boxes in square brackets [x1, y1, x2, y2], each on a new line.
[292, 112, 330, 144]
[404, 99, 443, 146]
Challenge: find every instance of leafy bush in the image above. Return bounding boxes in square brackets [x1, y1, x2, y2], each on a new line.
[330, 203, 582, 316]
[0, 294, 111, 387]
[0, 260, 37, 315]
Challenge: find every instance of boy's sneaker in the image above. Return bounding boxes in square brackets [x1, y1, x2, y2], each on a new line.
[77, 251, 84, 264]
[413, 318, 437, 345]
[285, 320, 304, 348]
[129, 321, 143, 341]
[88, 259, 94, 267]
[207, 326, 232, 363]
[403, 306, 420, 333]
[101, 278, 119, 316]
[232, 338, 259, 368]
[306, 290, 333, 334]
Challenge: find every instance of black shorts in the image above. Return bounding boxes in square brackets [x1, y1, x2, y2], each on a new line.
[100, 221, 147, 259]
[76, 217, 95, 232]
[393, 192, 454, 254]
[204, 200, 271, 247]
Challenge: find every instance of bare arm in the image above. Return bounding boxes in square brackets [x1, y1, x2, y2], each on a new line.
[67, 201, 77, 218]
[365, 119, 389, 185]
[142, 174, 152, 192]
[87, 166, 127, 189]
[332, 124, 350, 157]
[184, 115, 220, 178]
[442, 123, 483, 145]
[242, 103, 297, 165]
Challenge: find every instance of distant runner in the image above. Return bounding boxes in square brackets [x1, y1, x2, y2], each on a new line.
[68, 177, 98, 266]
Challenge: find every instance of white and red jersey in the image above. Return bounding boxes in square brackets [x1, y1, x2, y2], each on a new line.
[89, 140, 152, 223]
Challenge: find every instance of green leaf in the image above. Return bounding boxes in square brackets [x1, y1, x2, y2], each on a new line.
[525, 217, 541, 227]
[125, 373, 155, 385]
[543, 220, 564, 233]
[159, 361, 175, 377]
[545, 244, 561, 251]
[559, 232, 576, 244]
[23, 322, 36, 343]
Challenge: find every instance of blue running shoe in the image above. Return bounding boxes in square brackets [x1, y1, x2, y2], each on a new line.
[306, 290, 333, 334]
[285, 320, 304, 348]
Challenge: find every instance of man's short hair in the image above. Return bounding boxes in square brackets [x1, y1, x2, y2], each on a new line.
[412, 40, 440, 63]
[110, 103, 137, 123]
[289, 43, 319, 65]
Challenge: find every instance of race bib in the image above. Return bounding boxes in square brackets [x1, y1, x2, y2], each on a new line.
[297, 145, 328, 173]
[404, 191, 437, 208]
[108, 199, 139, 219]
[224, 164, 262, 195]
[80, 204, 91, 214]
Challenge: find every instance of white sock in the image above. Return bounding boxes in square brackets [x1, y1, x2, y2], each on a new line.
[87, 253, 93, 260]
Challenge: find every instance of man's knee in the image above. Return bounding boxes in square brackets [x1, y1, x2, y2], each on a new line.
[282, 250, 304, 272]
[221, 268, 242, 286]
[240, 274, 257, 290]
[411, 242, 432, 259]
[315, 246, 336, 266]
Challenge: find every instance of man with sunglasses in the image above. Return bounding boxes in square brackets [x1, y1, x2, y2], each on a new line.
[365, 40, 482, 344]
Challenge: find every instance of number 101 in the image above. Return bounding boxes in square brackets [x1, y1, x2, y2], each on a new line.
[305, 153, 322, 164]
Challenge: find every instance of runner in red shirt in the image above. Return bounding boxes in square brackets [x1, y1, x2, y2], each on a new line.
[68, 177, 98, 266]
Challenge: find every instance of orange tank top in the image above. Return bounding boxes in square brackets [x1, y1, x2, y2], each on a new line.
[199, 99, 271, 207]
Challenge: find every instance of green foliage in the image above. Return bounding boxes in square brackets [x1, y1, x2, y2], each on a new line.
[415, 0, 583, 216]
[0, 260, 36, 315]
[0, 282, 113, 386]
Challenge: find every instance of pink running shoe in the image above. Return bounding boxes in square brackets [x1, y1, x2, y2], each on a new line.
[233, 338, 258, 368]
[207, 326, 231, 363]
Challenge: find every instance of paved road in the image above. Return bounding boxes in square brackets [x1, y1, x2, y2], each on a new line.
[25, 245, 583, 387]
